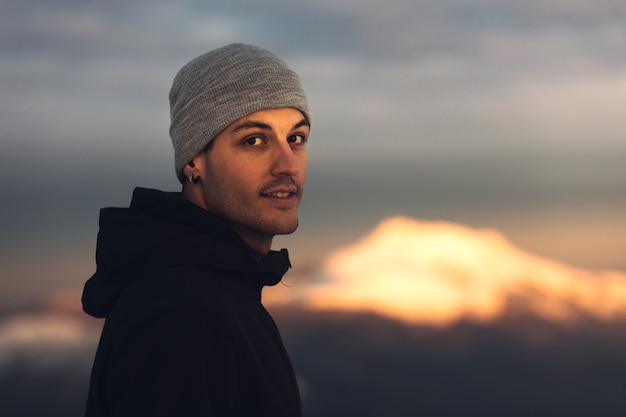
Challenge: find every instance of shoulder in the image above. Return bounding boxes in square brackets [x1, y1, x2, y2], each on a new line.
[98, 269, 241, 369]
[128, 264, 235, 310]
[101, 264, 246, 339]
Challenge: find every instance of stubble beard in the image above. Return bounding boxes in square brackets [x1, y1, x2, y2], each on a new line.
[252, 177, 303, 236]
[201, 151, 304, 239]
[202, 180, 302, 239]
[238, 200, 301, 237]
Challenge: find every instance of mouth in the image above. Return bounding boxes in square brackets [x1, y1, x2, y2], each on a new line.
[264, 191, 294, 199]
[260, 186, 300, 207]
[259, 179, 301, 206]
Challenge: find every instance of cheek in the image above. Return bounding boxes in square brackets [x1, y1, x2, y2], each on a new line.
[202, 159, 233, 198]
[299, 154, 308, 176]
[218, 163, 258, 195]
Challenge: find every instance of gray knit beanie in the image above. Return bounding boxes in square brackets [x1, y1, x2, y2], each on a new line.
[169, 43, 311, 183]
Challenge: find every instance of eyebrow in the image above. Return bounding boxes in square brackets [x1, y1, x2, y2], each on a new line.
[231, 118, 310, 134]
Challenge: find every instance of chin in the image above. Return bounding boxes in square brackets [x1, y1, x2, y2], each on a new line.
[274, 222, 299, 236]
[264, 217, 299, 236]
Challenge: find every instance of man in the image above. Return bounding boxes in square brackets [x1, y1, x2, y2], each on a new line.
[82, 43, 311, 417]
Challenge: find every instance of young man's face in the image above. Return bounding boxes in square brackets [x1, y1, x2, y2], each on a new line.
[194, 107, 310, 249]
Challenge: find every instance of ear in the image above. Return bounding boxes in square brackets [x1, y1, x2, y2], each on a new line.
[182, 152, 207, 206]
[184, 153, 206, 181]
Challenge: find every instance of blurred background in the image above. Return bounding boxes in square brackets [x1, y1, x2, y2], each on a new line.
[1, 0, 625, 416]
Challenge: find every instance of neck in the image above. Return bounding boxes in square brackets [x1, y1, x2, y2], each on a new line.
[182, 182, 201, 205]
[182, 185, 273, 255]
[231, 224, 274, 255]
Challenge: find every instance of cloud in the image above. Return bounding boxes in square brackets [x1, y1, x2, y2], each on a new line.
[0, 312, 99, 371]
[268, 216, 626, 326]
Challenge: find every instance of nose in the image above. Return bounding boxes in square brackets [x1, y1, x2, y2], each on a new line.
[271, 142, 300, 177]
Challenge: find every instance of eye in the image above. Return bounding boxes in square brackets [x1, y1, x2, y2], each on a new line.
[244, 136, 264, 146]
[288, 134, 307, 145]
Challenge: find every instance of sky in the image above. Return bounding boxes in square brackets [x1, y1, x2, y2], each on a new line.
[1, 0, 626, 309]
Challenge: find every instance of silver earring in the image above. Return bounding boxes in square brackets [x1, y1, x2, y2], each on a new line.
[188, 173, 195, 184]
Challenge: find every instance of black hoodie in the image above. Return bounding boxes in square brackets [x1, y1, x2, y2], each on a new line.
[82, 188, 301, 417]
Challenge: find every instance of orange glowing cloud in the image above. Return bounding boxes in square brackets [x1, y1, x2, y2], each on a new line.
[272, 216, 626, 327]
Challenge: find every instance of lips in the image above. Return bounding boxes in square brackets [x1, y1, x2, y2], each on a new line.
[265, 191, 293, 198]
[260, 184, 300, 206]
[259, 179, 299, 200]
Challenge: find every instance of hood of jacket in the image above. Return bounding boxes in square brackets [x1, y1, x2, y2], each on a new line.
[82, 187, 291, 318]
